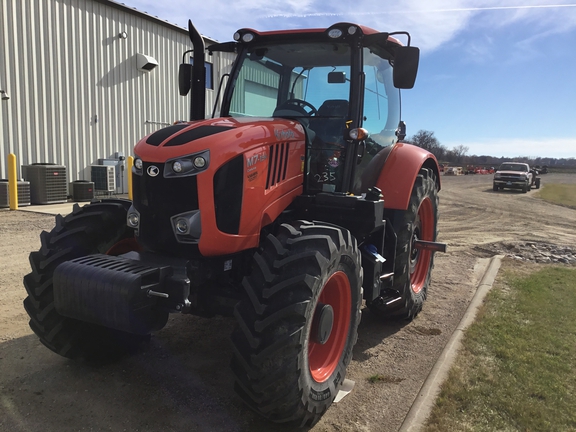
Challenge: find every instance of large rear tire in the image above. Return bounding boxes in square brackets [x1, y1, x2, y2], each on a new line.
[23, 200, 147, 360]
[369, 168, 439, 320]
[231, 221, 362, 427]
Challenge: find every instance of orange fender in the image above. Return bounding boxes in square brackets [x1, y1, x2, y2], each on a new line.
[374, 143, 441, 211]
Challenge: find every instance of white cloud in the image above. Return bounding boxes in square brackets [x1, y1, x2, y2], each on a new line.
[119, 1, 576, 48]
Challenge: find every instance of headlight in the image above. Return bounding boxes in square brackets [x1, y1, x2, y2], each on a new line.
[193, 156, 206, 168]
[328, 29, 343, 39]
[164, 150, 210, 178]
[127, 205, 140, 229]
[133, 157, 144, 176]
[175, 218, 189, 234]
[171, 210, 201, 243]
[234, 31, 255, 42]
[127, 213, 139, 227]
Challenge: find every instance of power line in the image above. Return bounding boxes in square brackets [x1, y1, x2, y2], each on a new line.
[267, 4, 576, 19]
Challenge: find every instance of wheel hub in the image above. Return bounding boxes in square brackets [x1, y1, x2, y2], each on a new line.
[410, 223, 421, 273]
[308, 270, 351, 383]
[410, 230, 420, 262]
[409, 197, 434, 294]
[312, 303, 334, 345]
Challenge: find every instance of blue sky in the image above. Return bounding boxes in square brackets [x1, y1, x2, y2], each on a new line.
[120, 0, 576, 159]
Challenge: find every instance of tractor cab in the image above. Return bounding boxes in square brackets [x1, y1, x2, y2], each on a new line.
[181, 22, 419, 196]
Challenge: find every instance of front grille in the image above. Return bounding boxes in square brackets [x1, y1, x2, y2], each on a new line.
[266, 142, 290, 189]
[499, 174, 525, 181]
[214, 156, 243, 235]
[133, 162, 199, 254]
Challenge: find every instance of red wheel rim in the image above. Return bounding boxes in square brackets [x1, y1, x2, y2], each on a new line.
[308, 270, 351, 383]
[106, 238, 141, 255]
[410, 197, 434, 294]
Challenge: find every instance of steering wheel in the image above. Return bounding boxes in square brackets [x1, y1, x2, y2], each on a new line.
[275, 98, 318, 117]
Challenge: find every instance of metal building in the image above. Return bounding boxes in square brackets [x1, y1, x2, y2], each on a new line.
[0, 0, 234, 192]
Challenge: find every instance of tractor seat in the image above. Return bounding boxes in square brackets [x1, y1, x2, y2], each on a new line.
[310, 99, 349, 144]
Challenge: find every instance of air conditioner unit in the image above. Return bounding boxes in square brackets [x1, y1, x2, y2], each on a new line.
[22, 163, 68, 204]
[0, 180, 31, 207]
[71, 180, 95, 202]
[91, 165, 116, 192]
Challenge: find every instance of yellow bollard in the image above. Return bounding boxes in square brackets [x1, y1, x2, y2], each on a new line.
[8, 153, 18, 210]
[127, 156, 134, 201]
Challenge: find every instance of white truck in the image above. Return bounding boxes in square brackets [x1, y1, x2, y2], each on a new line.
[493, 162, 540, 193]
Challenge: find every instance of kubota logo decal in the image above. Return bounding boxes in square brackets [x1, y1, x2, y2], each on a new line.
[147, 165, 160, 177]
[274, 129, 294, 140]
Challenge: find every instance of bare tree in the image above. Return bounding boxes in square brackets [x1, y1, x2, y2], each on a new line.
[407, 130, 447, 160]
[452, 145, 469, 163]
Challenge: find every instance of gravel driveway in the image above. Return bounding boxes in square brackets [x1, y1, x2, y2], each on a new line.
[1, 173, 574, 432]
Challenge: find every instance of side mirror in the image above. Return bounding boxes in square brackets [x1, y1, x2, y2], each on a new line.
[179, 63, 192, 96]
[328, 71, 346, 83]
[393, 46, 419, 89]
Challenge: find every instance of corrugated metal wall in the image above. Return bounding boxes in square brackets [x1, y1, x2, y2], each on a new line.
[0, 0, 234, 188]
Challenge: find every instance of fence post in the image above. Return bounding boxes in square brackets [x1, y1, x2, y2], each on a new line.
[127, 156, 134, 201]
[8, 153, 18, 210]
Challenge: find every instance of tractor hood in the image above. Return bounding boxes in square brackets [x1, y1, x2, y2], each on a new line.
[131, 116, 307, 257]
[134, 117, 306, 163]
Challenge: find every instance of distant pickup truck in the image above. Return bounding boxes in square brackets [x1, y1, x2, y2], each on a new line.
[493, 162, 541, 193]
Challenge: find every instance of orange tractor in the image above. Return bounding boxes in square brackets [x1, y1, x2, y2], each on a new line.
[24, 20, 445, 427]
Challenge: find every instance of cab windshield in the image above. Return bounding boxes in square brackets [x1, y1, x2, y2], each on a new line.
[228, 41, 352, 118]
[500, 163, 528, 172]
[226, 39, 400, 193]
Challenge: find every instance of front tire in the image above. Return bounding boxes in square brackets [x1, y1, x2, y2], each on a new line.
[370, 168, 439, 320]
[23, 200, 147, 360]
[231, 221, 362, 427]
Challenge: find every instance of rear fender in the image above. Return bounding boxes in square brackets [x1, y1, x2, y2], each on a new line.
[375, 143, 440, 211]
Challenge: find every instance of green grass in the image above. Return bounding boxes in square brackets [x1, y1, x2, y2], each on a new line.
[536, 183, 576, 209]
[545, 167, 576, 174]
[424, 263, 576, 432]
[367, 374, 403, 384]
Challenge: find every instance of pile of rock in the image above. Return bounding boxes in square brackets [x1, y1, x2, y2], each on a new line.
[476, 241, 576, 265]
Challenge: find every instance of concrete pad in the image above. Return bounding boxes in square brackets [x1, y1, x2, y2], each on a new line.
[17, 195, 129, 216]
[18, 201, 89, 216]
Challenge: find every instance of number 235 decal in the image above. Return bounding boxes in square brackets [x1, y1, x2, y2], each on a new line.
[314, 171, 336, 183]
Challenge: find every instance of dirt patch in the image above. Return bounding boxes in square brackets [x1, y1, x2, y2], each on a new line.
[475, 241, 576, 264]
[1, 173, 575, 431]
